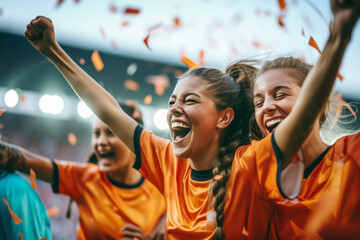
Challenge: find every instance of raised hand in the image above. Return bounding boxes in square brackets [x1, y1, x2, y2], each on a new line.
[331, 0, 360, 37]
[24, 16, 57, 56]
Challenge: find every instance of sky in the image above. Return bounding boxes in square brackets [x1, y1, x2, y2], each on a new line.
[0, 0, 359, 99]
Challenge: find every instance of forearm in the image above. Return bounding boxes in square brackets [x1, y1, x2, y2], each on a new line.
[276, 26, 351, 165]
[0, 142, 54, 183]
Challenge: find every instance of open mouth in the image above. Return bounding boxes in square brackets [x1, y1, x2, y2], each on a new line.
[98, 152, 115, 160]
[171, 122, 191, 141]
[266, 119, 282, 133]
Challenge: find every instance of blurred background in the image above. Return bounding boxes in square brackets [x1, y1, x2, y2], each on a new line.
[0, 0, 359, 239]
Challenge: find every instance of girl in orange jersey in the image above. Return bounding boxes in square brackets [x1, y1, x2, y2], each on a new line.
[249, 0, 360, 238]
[21, 0, 358, 238]
[0, 103, 166, 240]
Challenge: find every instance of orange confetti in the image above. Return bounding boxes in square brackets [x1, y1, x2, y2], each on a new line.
[277, 15, 285, 28]
[213, 175, 222, 181]
[336, 94, 356, 117]
[47, 207, 60, 217]
[308, 36, 322, 54]
[91, 50, 104, 71]
[199, 50, 205, 66]
[99, 27, 106, 39]
[174, 17, 181, 27]
[242, 227, 249, 236]
[147, 75, 170, 96]
[124, 80, 139, 91]
[147, 23, 162, 32]
[144, 95, 152, 105]
[0, 109, 6, 116]
[121, 21, 129, 27]
[124, 7, 140, 15]
[109, 4, 118, 13]
[37, 238, 47, 240]
[301, 28, 305, 36]
[20, 95, 26, 103]
[181, 56, 198, 69]
[143, 34, 152, 51]
[19, 233, 24, 239]
[68, 133, 77, 146]
[30, 168, 37, 190]
[56, 0, 65, 7]
[278, 0, 286, 10]
[336, 73, 343, 81]
[2, 198, 23, 224]
[79, 58, 85, 65]
[253, 40, 262, 49]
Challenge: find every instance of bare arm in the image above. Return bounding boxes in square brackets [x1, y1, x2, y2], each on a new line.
[275, 0, 360, 166]
[0, 141, 54, 183]
[24, 16, 138, 154]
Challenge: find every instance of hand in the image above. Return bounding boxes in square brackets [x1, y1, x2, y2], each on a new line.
[24, 16, 57, 56]
[150, 232, 166, 240]
[331, 0, 360, 37]
[121, 223, 151, 240]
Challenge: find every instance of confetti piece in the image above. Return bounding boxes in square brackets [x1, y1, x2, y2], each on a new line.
[277, 15, 285, 28]
[214, 175, 222, 181]
[242, 227, 249, 236]
[47, 207, 60, 217]
[181, 56, 198, 69]
[20, 95, 26, 103]
[199, 50, 205, 66]
[147, 23, 162, 32]
[253, 40, 262, 49]
[0, 109, 6, 116]
[143, 34, 152, 51]
[99, 27, 106, 39]
[301, 28, 305, 36]
[121, 21, 129, 27]
[336, 73, 343, 81]
[19, 233, 24, 239]
[147, 75, 170, 96]
[174, 17, 181, 27]
[278, 0, 286, 10]
[124, 7, 140, 15]
[37, 238, 47, 240]
[30, 168, 37, 190]
[144, 95, 152, 105]
[110, 40, 119, 50]
[2, 198, 23, 224]
[79, 58, 85, 65]
[109, 4, 118, 13]
[56, 0, 65, 7]
[308, 36, 322, 54]
[124, 80, 139, 91]
[264, 10, 272, 16]
[68, 133, 77, 146]
[336, 94, 356, 117]
[91, 50, 104, 71]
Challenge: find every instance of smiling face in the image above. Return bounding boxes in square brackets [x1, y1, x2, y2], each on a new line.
[92, 119, 133, 172]
[167, 76, 224, 161]
[253, 68, 302, 136]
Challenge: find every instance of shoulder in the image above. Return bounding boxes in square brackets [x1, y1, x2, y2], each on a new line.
[333, 132, 360, 166]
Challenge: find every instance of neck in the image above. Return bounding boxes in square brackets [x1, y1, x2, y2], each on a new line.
[301, 124, 329, 168]
[189, 141, 219, 171]
[107, 163, 142, 185]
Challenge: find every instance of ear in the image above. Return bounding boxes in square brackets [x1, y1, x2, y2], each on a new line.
[217, 107, 235, 129]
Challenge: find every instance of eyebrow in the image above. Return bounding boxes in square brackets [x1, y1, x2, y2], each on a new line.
[253, 85, 292, 99]
[170, 92, 201, 99]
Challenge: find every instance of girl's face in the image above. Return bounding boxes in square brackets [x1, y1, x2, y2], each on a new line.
[167, 76, 224, 160]
[253, 69, 301, 136]
[92, 119, 133, 172]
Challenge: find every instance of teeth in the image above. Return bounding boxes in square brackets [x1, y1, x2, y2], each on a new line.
[171, 122, 190, 129]
[266, 119, 282, 128]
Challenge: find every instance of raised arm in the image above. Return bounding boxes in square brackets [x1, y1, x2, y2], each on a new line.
[275, 0, 360, 165]
[0, 141, 54, 183]
[24, 16, 138, 153]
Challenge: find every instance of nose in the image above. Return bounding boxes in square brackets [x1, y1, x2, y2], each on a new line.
[96, 133, 109, 146]
[169, 100, 182, 116]
[262, 98, 276, 115]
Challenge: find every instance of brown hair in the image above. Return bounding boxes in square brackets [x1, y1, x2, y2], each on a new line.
[179, 62, 257, 239]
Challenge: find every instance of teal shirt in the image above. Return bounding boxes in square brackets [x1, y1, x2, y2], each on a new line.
[0, 171, 52, 240]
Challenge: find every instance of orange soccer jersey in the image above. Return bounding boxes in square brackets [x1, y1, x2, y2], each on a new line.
[133, 125, 284, 239]
[258, 132, 360, 239]
[52, 160, 166, 240]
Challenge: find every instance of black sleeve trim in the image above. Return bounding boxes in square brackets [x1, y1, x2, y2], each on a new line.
[132, 125, 144, 170]
[271, 134, 296, 200]
[51, 159, 60, 193]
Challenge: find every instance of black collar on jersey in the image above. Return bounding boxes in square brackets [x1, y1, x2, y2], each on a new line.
[107, 174, 145, 189]
[303, 147, 331, 179]
[191, 168, 213, 181]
